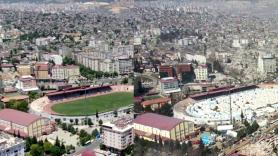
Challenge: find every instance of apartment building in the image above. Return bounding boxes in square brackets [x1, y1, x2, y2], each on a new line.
[102, 118, 134, 151]
[0, 132, 25, 156]
[15, 75, 39, 92]
[16, 64, 32, 76]
[51, 65, 80, 80]
[194, 65, 208, 81]
[160, 77, 181, 94]
[34, 62, 50, 80]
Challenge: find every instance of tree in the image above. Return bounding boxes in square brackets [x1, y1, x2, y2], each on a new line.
[240, 110, 244, 123]
[55, 119, 61, 125]
[6, 100, 28, 112]
[43, 141, 53, 154]
[96, 110, 99, 118]
[275, 128, 278, 135]
[31, 137, 38, 144]
[158, 104, 173, 117]
[98, 119, 103, 126]
[61, 123, 67, 130]
[121, 77, 129, 84]
[251, 120, 259, 133]
[61, 143, 66, 155]
[134, 102, 144, 113]
[87, 118, 93, 127]
[54, 137, 60, 147]
[92, 129, 99, 139]
[175, 140, 181, 150]
[28, 91, 39, 101]
[181, 142, 188, 154]
[113, 110, 118, 117]
[30, 144, 44, 156]
[169, 140, 175, 153]
[25, 137, 32, 151]
[50, 146, 61, 156]
[75, 118, 79, 125]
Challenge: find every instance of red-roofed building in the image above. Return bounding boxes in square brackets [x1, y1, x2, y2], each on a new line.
[133, 113, 195, 141]
[159, 65, 174, 77]
[34, 62, 50, 80]
[141, 97, 171, 110]
[0, 109, 55, 138]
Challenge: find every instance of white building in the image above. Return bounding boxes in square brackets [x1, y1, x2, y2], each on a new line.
[118, 59, 133, 74]
[112, 45, 134, 59]
[35, 37, 55, 46]
[42, 54, 63, 65]
[185, 54, 207, 64]
[160, 77, 181, 94]
[258, 54, 277, 74]
[194, 65, 208, 81]
[15, 75, 39, 92]
[102, 118, 134, 151]
[99, 59, 118, 73]
[0, 132, 25, 156]
[51, 65, 80, 80]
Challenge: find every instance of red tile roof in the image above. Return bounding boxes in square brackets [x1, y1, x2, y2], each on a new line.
[133, 113, 184, 131]
[0, 109, 43, 126]
[81, 150, 96, 156]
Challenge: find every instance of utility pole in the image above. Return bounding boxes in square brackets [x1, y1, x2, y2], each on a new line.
[229, 79, 232, 124]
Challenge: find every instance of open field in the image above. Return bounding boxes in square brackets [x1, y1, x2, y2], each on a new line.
[51, 92, 133, 116]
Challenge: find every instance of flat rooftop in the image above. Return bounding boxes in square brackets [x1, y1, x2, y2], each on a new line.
[0, 132, 24, 150]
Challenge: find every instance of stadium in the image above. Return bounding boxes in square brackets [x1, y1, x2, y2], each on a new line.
[30, 85, 133, 117]
[174, 84, 278, 125]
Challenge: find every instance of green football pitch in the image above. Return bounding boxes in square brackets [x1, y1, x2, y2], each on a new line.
[51, 92, 133, 116]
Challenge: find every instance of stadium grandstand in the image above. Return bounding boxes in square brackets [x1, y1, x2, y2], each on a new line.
[47, 85, 112, 102]
[174, 84, 278, 125]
